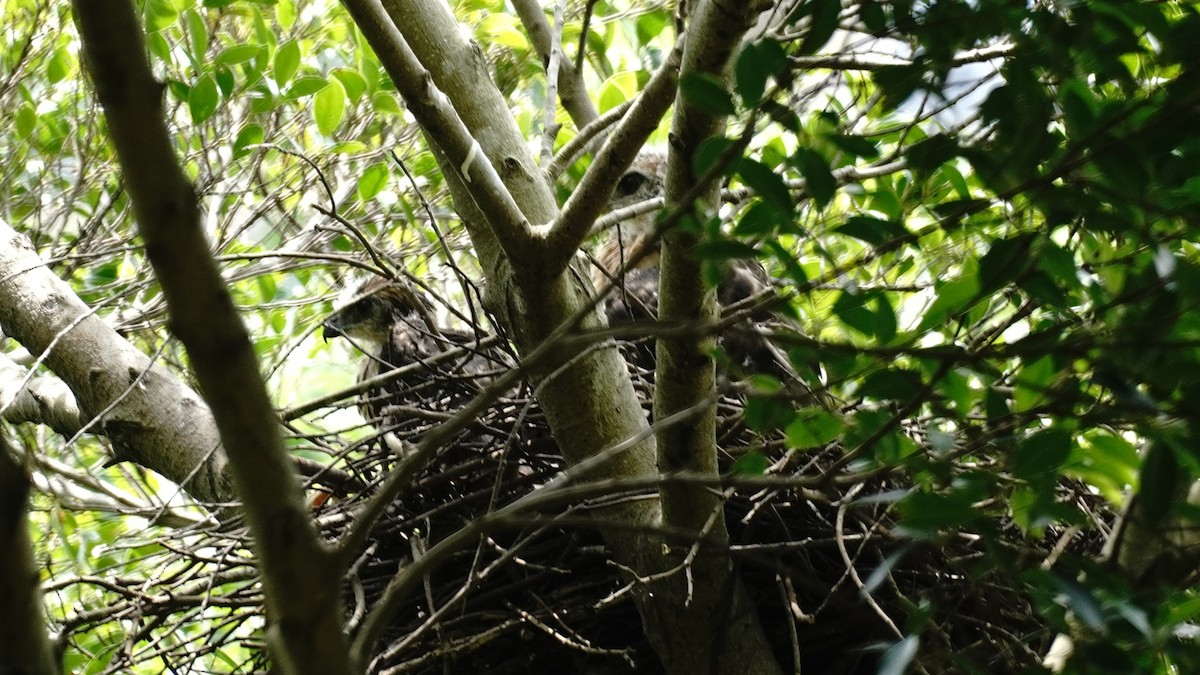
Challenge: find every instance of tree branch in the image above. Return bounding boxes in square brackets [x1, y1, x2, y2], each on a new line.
[651, 0, 783, 672]
[342, 0, 537, 266]
[541, 45, 683, 278]
[512, 0, 599, 129]
[71, 3, 352, 673]
[0, 220, 233, 502]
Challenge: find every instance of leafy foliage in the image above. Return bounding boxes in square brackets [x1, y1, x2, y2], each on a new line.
[4, 0, 1200, 672]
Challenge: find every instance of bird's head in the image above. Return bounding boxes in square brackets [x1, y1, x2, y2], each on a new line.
[323, 277, 428, 346]
[595, 150, 667, 285]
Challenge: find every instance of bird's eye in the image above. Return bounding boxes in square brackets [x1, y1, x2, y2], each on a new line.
[616, 171, 650, 198]
[343, 301, 371, 322]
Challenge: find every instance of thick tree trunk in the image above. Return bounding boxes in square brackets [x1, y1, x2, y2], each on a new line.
[0, 442, 58, 675]
[349, 1, 783, 672]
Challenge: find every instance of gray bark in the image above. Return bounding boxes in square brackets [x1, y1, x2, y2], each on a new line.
[347, 0, 783, 672]
[0, 219, 233, 503]
[72, 3, 353, 673]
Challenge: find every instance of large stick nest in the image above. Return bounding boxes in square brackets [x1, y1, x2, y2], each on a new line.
[307, 336, 1110, 675]
[50, 330, 1110, 674]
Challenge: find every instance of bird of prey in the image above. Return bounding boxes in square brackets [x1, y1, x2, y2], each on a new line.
[594, 150, 829, 403]
[322, 276, 513, 446]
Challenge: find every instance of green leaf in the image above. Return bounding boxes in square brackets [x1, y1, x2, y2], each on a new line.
[917, 274, 980, 332]
[873, 293, 897, 343]
[836, 215, 906, 246]
[1039, 241, 1079, 288]
[274, 39, 300, 86]
[478, 13, 528, 50]
[680, 74, 736, 116]
[730, 450, 770, 476]
[874, 64, 923, 112]
[143, 0, 178, 32]
[1138, 440, 1181, 525]
[598, 71, 638, 113]
[14, 104, 36, 139]
[216, 44, 262, 67]
[786, 408, 843, 447]
[737, 158, 793, 215]
[1011, 427, 1072, 480]
[798, 0, 842, 56]
[795, 148, 836, 208]
[357, 162, 390, 202]
[899, 491, 980, 531]
[188, 74, 219, 124]
[833, 291, 875, 336]
[213, 66, 234, 97]
[735, 43, 769, 105]
[694, 240, 760, 261]
[692, 136, 737, 177]
[1013, 355, 1055, 413]
[977, 233, 1036, 293]
[314, 79, 347, 136]
[744, 396, 792, 433]
[333, 68, 367, 102]
[276, 0, 296, 28]
[860, 0, 887, 34]
[635, 11, 669, 44]
[286, 75, 330, 99]
[1051, 572, 1107, 631]
[733, 39, 786, 106]
[907, 135, 960, 173]
[186, 10, 208, 62]
[734, 202, 783, 237]
[930, 198, 991, 221]
[47, 45, 72, 84]
[232, 124, 263, 158]
[372, 91, 402, 115]
[861, 368, 924, 401]
[826, 134, 880, 159]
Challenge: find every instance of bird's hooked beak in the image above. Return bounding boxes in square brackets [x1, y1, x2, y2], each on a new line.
[321, 320, 343, 342]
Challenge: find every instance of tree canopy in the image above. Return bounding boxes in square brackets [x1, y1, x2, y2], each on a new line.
[3, 0, 1200, 673]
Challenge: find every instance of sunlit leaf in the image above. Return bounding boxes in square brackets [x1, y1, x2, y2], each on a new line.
[333, 68, 367, 102]
[274, 39, 301, 86]
[186, 10, 208, 62]
[15, 104, 36, 139]
[48, 45, 73, 84]
[917, 274, 980, 333]
[216, 44, 263, 67]
[314, 79, 347, 135]
[188, 74, 220, 124]
[357, 162, 390, 202]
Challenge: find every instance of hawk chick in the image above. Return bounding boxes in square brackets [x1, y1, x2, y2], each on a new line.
[595, 151, 827, 401]
[323, 277, 512, 443]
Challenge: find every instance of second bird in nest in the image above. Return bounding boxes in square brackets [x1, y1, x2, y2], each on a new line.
[594, 150, 829, 404]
